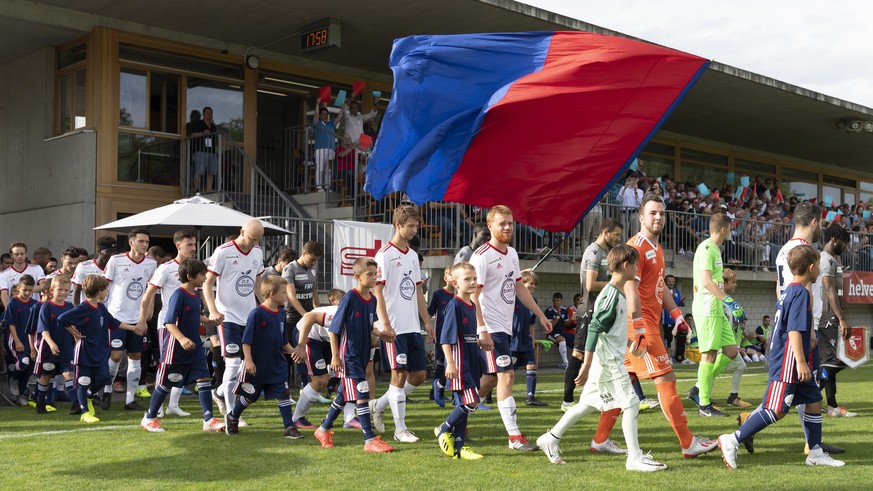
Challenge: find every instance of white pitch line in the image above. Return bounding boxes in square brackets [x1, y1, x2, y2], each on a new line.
[0, 418, 197, 440]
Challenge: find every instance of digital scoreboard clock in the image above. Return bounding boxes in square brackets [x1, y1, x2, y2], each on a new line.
[301, 18, 341, 52]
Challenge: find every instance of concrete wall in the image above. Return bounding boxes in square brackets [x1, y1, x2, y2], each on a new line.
[0, 48, 97, 253]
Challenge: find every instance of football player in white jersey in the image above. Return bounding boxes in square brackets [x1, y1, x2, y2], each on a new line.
[472, 205, 552, 451]
[72, 237, 117, 305]
[0, 241, 47, 306]
[203, 218, 265, 423]
[139, 229, 199, 417]
[45, 247, 80, 303]
[103, 229, 157, 411]
[370, 205, 434, 443]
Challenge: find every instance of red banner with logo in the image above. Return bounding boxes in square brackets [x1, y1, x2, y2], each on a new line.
[842, 272, 873, 304]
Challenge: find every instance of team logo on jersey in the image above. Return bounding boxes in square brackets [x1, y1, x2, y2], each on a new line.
[78, 375, 92, 386]
[399, 273, 416, 300]
[225, 343, 240, 354]
[496, 355, 511, 368]
[126, 278, 145, 300]
[236, 271, 255, 296]
[500, 275, 515, 304]
[111, 339, 124, 348]
[42, 362, 55, 371]
[167, 373, 183, 383]
[315, 359, 327, 370]
[241, 383, 256, 394]
[356, 381, 370, 394]
[396, 353, 408, 365]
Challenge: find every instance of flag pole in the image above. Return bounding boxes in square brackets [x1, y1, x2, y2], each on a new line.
[530, 235, 567, 271]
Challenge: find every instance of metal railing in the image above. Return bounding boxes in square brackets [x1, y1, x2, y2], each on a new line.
[257, 216, 337, 286]
[284, 123, 371, 209]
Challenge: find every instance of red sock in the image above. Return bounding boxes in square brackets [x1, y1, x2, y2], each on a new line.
[593, 408, 621, 444]
[656, 381, 693, 448]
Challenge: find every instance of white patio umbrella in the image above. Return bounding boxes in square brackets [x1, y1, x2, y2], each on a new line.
[94, 195, 290, 236]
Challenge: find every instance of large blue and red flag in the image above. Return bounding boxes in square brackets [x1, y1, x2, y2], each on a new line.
[365, 32, 709, 231]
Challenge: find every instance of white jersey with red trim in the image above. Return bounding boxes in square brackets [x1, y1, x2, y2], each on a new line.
[469, 242, 521, 335]
[296, 305, 338, 342]
[148, 259, 181, 330]
[45, 270, 75, 303]
[208, 241, 265, 325]
[0, 263, 45, 301]
[72, 259, 105, 302]
[375, 242, 422, 335]
[775, 237, 823, 325]
[103, 252, 157, 324]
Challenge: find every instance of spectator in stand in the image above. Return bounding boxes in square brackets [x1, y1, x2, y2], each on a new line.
[341, 98, 378, 144]
[312, 101, 342, 193]
[649, 181, 668, 202]
[617, 176, 643, 239]
[190, 106, 219, 193]
[453, 222, 489, 264]
[672, 198, 698, 255]
[335, 135, 356, 199]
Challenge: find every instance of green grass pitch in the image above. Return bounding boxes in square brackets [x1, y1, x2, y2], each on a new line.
[2, 363, 872, 490]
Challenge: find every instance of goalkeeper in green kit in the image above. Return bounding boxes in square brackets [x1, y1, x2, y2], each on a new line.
[686, 213, 744, 417]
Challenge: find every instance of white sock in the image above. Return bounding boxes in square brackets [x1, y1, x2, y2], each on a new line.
[53, 375, 64, 391]
[742, 355, 752, 363]
[403, 381, 417, 397]
[387, 385, 407, 432]
[293, 384, 319, 421]
[106, 358, 121, 394]
[343, 402, 356, 423]
[497, 396, 521, 436]
[551, 401, 595, 437]
[375, 389, 391, 413]
[731, 359, 746, 394]
[168, 387, 183, 408]
[558, 341, 568, 365]
[125, 359, 141, 405]
[622, 404, 642, 460]
[223, 358, 242, 410]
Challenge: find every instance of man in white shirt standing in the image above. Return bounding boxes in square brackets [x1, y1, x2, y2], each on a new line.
[370, 205, 434, 443]
[203, 219, 265, 422]
[103, 229, 156, 411]
[617, 177, 644, 239]
[473, 205, 552, 451]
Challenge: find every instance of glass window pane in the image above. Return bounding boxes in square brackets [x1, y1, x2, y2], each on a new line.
[678, 163, 725, 189]
[823, 175, 856, 188]
[59, 73, 72, 133]
[58, 43, 86, 69]
[638, 155, 674, 181]
[642, 142, 674, 156]
[117, 132, 180, 185]
[120, 69, 147, 128]
[149, 71, 179, 133]
[822, 185, 840, 206]
[734, 158, 776, 176]
[680, 148, 727, 166]
[187, 78, 244, 141]
[860, 191, 873, 205]
[861, 181, 873, 193]
[75, 69, 87, 129]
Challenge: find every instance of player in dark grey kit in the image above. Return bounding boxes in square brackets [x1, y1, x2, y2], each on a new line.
[562, 219, 622, 411]
[282, 241, 323, 388]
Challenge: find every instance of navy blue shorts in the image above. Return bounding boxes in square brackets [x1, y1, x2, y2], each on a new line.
[381, 332, 426, 372]
[76, 364, 111, 389]
[110, 328, 147, 353]
[219, 322, 244, 358]
[480, 332, 513, 374]
[340, 377, 370, 402]
[304, 339, 331, 376]
[762, 379, 822, 413]
[452, 388, 480, 406]
[512, 350, 534, 369]
[157, 356, 210, 388]
[234, 378, 290, 401]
